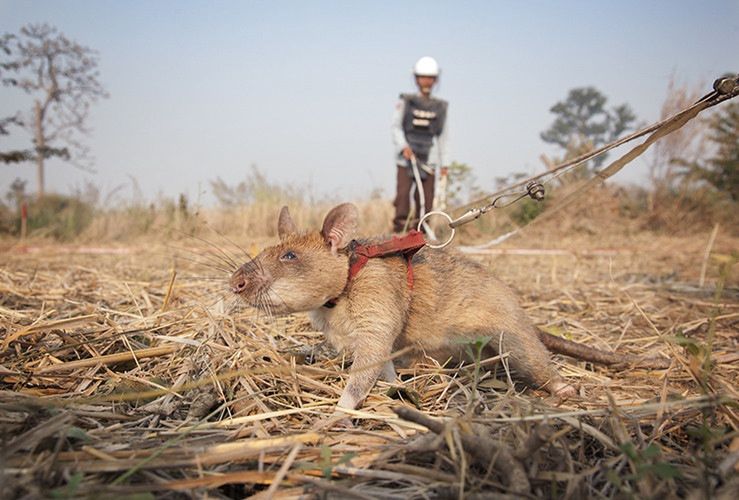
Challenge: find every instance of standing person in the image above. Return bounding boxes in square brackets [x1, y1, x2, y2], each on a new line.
[392, 56, 450, 233]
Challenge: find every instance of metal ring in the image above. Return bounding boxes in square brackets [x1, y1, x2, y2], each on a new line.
[418, 211, 456, 249]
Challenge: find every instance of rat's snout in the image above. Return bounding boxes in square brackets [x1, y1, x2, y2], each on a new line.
[230, 261, 269, 297]
[231, 274, 247, 294]
[229, 267, 249, 294]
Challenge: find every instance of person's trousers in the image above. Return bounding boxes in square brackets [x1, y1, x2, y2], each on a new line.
[393, 165, 435, 233]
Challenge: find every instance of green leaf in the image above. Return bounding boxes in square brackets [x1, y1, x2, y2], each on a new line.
[619, 442, 638, 461]
[605, 469, 623, 488]
[642, 443, 661, 460]
[67, 426, 92, 442]
[336, 452, 356, 466]
[651, 462, 681, 480]
[669, 334, 699, 348]
[50, 471, 83, 498]
[668, 334, 703, 356]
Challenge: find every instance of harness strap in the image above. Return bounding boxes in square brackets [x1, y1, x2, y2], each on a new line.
[348, 230, 426, 285]
[323, 230, 427, 308]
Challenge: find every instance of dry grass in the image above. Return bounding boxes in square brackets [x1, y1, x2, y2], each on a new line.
[1, 207, 738, 499]
[80, 200, 396, 244]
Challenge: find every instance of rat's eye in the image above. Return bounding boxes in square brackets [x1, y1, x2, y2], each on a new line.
[280, 250, 297, 262]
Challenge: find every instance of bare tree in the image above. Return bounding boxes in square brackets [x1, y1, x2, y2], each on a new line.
[0, 32, 31, 164]
[1, 24, 108, 198]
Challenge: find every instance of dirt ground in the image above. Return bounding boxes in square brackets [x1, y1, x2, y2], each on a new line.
[0, 227, 737, 498]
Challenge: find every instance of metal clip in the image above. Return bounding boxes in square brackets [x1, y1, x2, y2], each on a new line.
[713, 75, 739, 95]
[449, 208, 484, 228]
[526, 181, 545, 201]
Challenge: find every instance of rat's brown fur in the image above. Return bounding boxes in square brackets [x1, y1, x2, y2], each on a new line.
[230, 203, 662, 410]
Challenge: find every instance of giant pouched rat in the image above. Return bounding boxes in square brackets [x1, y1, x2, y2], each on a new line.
[230, 203, 667, 410]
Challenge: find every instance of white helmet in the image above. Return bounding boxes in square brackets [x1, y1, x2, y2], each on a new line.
[413, 56, 440, 77]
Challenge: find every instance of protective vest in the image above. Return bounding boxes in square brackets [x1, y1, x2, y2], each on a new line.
[400, 93, 447, 160]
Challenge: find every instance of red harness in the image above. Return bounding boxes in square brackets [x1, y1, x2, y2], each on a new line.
[324, 230, 427, 308]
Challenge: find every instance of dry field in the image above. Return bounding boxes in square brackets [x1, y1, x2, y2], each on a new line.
[1, 211, 738, 498]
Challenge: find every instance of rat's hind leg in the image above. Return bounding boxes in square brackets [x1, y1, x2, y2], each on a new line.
[495, 328, 575, 397]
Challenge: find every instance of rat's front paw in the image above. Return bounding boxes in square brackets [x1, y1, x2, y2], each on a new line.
[550, 380, 577, 399]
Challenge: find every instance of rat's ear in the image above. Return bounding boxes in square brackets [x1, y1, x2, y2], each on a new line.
[321, 203, 358, 254]
[278, 206, 297, 240]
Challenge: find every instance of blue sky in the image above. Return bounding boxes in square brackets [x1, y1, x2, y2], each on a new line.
[1, 1, 737, 205]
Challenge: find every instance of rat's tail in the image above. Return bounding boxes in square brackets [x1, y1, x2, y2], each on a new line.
[537, 329, 670, 369]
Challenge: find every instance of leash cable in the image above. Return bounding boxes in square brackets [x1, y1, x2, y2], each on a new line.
[419, 74, 739, 249]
